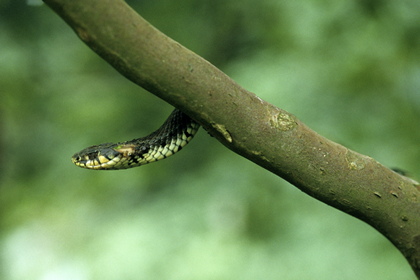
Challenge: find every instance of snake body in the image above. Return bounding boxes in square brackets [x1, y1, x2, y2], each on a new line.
[71, 109, 199, 170]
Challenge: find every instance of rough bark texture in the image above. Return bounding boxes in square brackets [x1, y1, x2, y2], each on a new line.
[43, 0, 420, 276]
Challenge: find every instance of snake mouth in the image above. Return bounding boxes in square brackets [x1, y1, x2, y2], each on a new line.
[72, 154, 122, 170]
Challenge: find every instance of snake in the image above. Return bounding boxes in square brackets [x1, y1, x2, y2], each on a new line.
[71, 109, 199, 170]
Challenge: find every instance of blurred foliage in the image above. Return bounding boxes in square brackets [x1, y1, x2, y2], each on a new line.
[0, 0, 419, 279]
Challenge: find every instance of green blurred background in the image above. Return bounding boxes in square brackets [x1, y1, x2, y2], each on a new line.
[1, 0, 419, 279]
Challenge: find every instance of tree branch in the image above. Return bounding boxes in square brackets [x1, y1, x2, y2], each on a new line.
[43, 0, 420, 276]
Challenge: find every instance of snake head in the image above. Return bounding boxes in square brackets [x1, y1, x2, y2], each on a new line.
[71, 143, 123, 170]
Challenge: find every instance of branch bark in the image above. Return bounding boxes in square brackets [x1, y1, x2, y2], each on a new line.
[43, 0, 420, 276]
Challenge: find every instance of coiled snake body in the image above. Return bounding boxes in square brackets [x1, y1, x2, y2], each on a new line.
[71, 109, 199, 170]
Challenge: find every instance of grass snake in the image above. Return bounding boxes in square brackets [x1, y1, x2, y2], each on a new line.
[71, 109, 199, 170]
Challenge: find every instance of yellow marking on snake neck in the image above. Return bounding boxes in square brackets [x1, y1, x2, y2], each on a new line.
[115, 145, 136, 156]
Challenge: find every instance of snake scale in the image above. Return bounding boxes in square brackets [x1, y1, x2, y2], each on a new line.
[71, 109, 199, 170]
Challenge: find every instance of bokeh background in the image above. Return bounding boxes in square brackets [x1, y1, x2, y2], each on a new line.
[1, 0, 419, 279]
